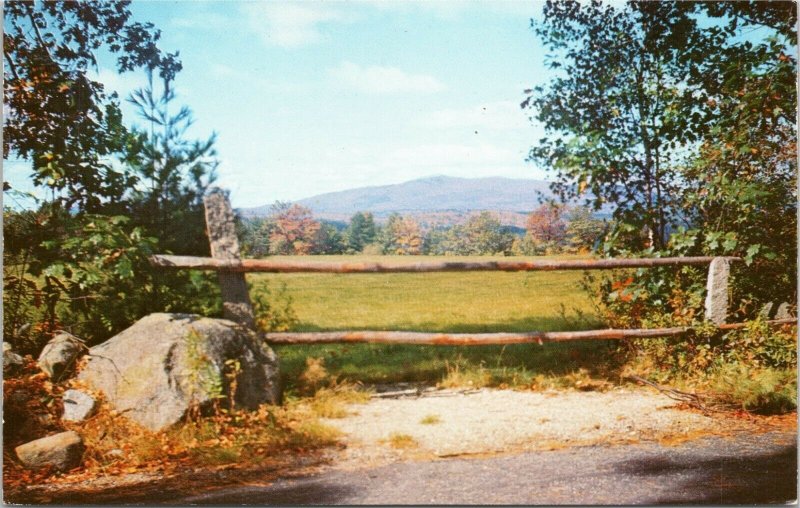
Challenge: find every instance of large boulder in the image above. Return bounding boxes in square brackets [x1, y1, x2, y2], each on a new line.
[78, 313, 281, 431]
[15, 431, 84, 472]
[38, 332, 86, 380]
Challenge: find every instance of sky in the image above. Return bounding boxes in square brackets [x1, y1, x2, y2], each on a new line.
[5, 1, 553, 209]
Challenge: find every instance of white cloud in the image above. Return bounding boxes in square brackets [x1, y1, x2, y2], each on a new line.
[171, 12, 233, 30]
[92, 68, 146, 99]
[420, 101, 529, 131]
[241, 3, 343, 48]
[367, 1, 538, 21]
[329, 61, 446, 94]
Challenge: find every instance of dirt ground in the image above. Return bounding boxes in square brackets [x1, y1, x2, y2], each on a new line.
[321, 386, 794, 468]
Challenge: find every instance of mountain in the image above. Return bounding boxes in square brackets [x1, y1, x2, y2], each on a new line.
[241, 176, 555, 224]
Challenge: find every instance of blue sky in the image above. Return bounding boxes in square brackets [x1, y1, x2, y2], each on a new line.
[5, 1, 552, 208]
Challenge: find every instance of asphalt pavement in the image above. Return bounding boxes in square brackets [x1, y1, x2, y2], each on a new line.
[175, 430, 797, 505]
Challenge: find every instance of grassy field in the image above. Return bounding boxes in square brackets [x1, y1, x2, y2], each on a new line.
[250, 255, 623, 393]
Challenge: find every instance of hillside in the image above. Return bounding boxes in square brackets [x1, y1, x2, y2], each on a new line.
[241, 175, 554, 223]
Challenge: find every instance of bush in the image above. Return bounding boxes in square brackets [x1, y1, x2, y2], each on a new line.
[3, 208, 222, 353]
[623, 318, 796, 413]
[251, 282, 298, 333]
[709, 364, 796, 415]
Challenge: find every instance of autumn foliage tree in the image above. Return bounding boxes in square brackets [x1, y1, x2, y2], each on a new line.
[382, 214, 422, 255]
[268, 202, 321, 255]
[526, 204, 567, 252]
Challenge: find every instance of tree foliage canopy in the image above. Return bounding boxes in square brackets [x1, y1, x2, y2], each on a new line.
[526, 0, 796, 319]
[4, 0, 180, 211]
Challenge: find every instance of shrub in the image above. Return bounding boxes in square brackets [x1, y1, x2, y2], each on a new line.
[251, 281, 298, 333]
[3, 208, 222, 354]
[623, 318, 796, 413]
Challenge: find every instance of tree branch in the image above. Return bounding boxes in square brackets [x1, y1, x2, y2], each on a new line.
[23, 2, 54, 62]
[4, 53, 21, 81]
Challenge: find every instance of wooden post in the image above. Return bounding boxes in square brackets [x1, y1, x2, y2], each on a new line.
[203, 189, 255, 328]
[704, 257, 730, 325]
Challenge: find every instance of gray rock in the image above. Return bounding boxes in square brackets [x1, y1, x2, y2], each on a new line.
[758, 302, 774, 319]
[15, 431, 84, 471]
[78, 313, 281, 431]
[37, 332, 86, 380]
[4, 342, 24, 373]
[62, 389, 96, 422]
[775, 302, 794, 320]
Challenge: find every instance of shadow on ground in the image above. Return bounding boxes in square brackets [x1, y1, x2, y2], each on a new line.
[614, 442, 797, 504]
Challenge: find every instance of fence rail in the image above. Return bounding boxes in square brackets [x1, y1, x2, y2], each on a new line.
[263, 318, 797, 345]
[149, 254, 740, 273]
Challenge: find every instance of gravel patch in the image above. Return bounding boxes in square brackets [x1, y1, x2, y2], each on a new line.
[323, 387, 733, 466]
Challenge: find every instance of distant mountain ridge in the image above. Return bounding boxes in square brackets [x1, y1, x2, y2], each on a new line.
[241, 176, 555, 222]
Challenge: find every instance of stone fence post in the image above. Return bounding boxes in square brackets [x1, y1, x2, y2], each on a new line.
[704, 257, 730, 325]
[203, 189, 255, 328]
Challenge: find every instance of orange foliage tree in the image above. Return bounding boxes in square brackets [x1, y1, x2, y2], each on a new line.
[383, 214, 422, 255]
[268, 202, 321, 255]
[526, 204, 567, 250]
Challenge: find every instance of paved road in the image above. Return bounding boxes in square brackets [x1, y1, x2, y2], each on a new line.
[175, 431, 797, 505]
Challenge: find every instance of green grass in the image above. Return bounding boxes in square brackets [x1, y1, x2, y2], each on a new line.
[250, 255, 621, 391]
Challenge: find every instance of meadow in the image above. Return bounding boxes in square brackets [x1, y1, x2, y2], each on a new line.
[250, 255, 623, 392]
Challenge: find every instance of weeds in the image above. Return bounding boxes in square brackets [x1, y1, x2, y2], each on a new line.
[384, 433, 418, 449]
[419, 414, 441, 425]
[623, 320, 797, 413]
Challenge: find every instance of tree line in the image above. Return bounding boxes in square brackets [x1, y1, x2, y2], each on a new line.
[237, 203, 605, 257]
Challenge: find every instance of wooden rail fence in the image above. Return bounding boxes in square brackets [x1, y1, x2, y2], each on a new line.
[148, 190, 794, 345]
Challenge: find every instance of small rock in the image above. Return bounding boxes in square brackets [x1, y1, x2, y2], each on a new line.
[15, 431, 84, 472]
[775, 302, 794, 320]
[758, 302, 774, 319]
[3, 342, 24, 374]
[38, 332, 86, 380]
[105, 449, 124, 459]
[62, 389, 96, 422]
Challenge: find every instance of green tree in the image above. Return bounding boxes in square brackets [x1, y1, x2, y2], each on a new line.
[424, 213, 513, 256]
[528, 0, 797, 322]
[345, 212, 376, 253]
[2, 2, 223, 350]
[4, 0, 180, 212]
[125, 70, 218, 255]
[667, 3, 797, 313]
[314, 222, 346, 255]
[463, 212, 514, 255]
[237, 216, 272, 258]
[565, 207, 605, 253]
[523, 0, 717, 250]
